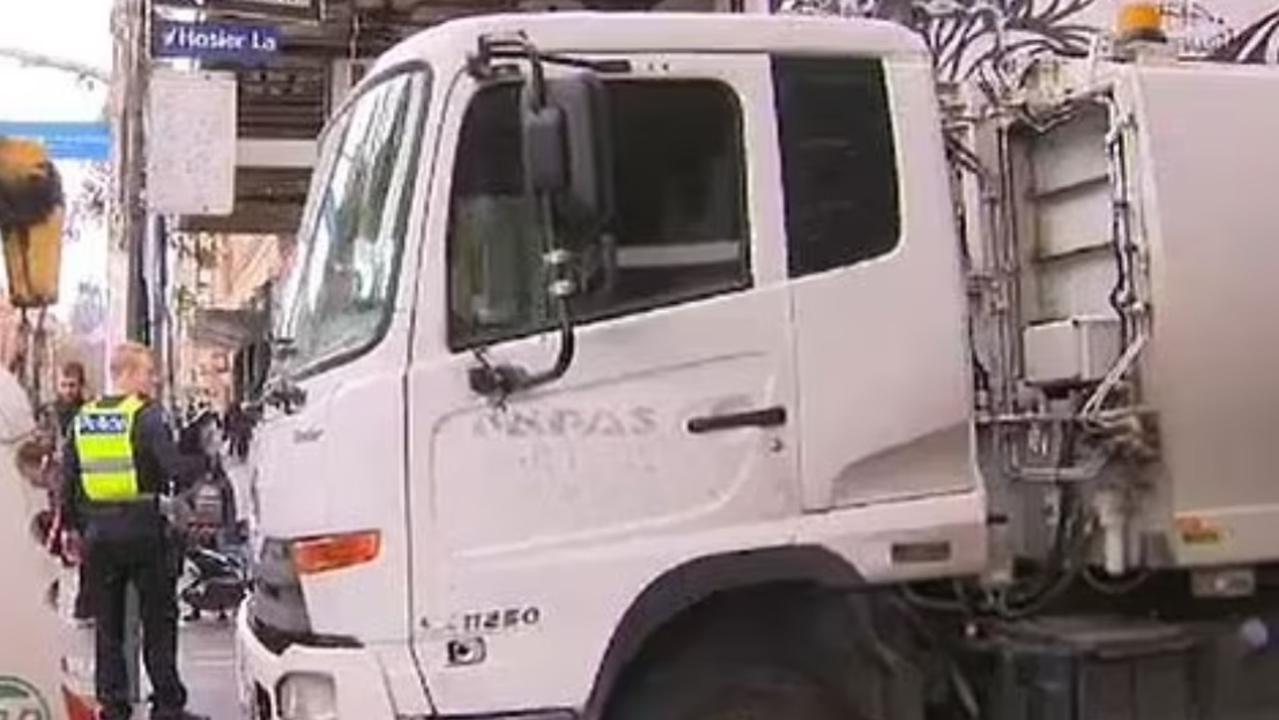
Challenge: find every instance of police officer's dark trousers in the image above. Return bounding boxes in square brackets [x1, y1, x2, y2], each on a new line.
[85, 503, 187, 720]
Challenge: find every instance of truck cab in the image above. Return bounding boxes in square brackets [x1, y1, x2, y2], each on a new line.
[236, 11, 984, 720]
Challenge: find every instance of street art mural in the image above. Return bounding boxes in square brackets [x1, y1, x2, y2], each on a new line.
[774, 0, 1279, 79]
[1210, 6, 1279, 61]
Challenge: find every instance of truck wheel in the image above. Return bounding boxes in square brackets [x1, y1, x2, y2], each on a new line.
[607, 661, 858, 720]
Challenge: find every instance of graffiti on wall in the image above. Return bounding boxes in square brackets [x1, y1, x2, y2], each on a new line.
[775, 0, 1279, 79]
[1210, 7, 1279, 61]
[777, 0, 1100, 80]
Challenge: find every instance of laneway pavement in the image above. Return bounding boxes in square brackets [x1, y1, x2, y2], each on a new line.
[181, 618, 240, 720]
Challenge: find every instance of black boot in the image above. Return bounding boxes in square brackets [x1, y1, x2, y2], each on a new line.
[100, 703, 133, 720]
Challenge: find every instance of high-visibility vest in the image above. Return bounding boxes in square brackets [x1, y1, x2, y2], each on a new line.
[74, 395, 147, 503]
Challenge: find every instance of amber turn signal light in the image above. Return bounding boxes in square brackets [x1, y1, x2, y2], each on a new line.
[292, 530, 381, 576]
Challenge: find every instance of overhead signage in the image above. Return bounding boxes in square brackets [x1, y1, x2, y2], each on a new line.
[153, 21, 281, 64]
[0, 122, 110, 162]
[153, 0, 321, 21]
[147, 69, 238, 216]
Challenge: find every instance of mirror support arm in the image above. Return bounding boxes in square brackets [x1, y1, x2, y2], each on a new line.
[470, 299, 577, 402]
[469, 199, 579, 402]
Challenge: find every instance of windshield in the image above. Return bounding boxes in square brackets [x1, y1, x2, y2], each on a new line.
[274, 66, 430, 376]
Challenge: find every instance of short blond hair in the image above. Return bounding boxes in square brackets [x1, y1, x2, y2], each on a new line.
[109, 341, 152, 382]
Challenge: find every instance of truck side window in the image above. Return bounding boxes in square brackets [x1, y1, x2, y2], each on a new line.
[448, 79, 749, 350]
[773, 57, 900, 277]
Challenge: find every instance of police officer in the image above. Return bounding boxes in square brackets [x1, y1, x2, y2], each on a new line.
[60, 342, 209, 720]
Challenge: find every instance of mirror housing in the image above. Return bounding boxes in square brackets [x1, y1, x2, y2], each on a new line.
[521, 102, 568, 194]
[520, 71, 614, 243]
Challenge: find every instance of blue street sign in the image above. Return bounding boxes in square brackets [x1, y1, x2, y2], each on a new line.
[0, 121, 111, 162]
[153, 21, 281, 63]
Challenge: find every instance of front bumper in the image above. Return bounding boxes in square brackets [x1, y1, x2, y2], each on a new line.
[234, 605, 398, 720]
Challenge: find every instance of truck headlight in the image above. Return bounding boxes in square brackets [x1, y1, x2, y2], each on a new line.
[277, 672, 337, 720]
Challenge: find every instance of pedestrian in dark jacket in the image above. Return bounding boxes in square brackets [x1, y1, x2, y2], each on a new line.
[50, 360, 95, 619]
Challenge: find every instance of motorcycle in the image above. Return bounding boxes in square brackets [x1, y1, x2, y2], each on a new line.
[180, 539, 247, 622]
[176, 410, 250, 622]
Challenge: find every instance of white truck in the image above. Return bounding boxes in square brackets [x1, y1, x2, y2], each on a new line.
[235, 9, 1279, 720]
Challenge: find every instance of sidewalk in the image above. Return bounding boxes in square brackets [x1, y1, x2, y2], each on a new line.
[180, 620, 240, 720]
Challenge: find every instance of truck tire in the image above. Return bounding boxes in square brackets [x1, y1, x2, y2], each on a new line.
[607, 660, 860, 720]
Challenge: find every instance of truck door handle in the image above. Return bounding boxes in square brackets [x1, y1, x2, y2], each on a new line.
[687, 406, 787, 434]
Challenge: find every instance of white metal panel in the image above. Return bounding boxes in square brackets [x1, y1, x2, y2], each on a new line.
[236, 138, 317, 168]
[1131, 63, 1279, 566]
[147, 69, 237, 215]
[1034, 190, 1111, 260]
[1028, 108, 1109, 196]
[1024, 317, 1120, 386]
[794, 57, 975, 510]
[1022, 107, 1117, 323]
[1034, 250, 1119, 320]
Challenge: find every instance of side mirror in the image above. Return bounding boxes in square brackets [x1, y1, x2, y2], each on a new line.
[466, 62, 613, 401]
[520, 71, 614, 252]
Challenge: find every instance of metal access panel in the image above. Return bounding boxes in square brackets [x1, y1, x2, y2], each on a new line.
[1024, 317, 1121, 387]
[1021, 105, 1118, 325]
[1131, 64, 1279, 566]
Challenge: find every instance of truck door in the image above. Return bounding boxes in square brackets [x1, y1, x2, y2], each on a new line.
[406, 56, 800, 712]
[772, 56, 975, 511]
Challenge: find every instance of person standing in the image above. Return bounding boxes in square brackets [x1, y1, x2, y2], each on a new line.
[51, 360, 94, 621]
[54, 360, 88, 434]
[60, 342, 209, 720]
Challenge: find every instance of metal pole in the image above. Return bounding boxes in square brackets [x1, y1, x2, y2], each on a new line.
[150, 213, 175, 407]
[110, 0, 149, 704]
[110, 0, 150, 343]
